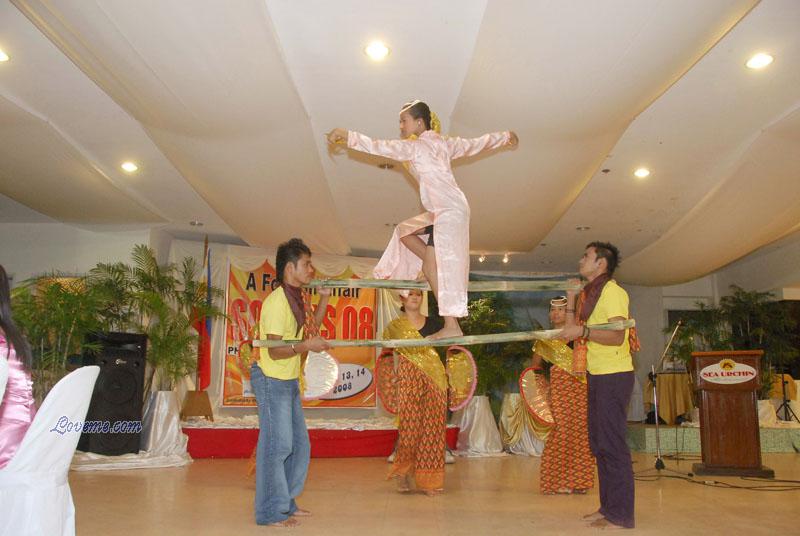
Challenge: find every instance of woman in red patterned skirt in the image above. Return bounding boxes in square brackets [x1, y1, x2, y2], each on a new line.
[533, 296, 595, 494]
[384, 289, 447, 495]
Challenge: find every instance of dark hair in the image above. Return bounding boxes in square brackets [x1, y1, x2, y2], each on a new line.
[586, 241, 621, 276]
[275, 238, 312, 283]
[0, 265, 33, 370]
[399, 289, 424, 312]
[401, 101, 432, 130]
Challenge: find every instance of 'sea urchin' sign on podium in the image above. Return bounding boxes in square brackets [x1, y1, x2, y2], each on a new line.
[690, 351, 774, 478]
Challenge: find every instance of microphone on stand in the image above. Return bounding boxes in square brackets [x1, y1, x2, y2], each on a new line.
[656, 319, 683, 374]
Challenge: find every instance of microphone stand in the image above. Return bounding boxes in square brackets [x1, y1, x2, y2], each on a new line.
[774, 367, 799, 423]
[637, 321, 692, 477]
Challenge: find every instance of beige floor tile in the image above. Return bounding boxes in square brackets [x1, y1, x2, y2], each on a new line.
[71, 452, 800, 535]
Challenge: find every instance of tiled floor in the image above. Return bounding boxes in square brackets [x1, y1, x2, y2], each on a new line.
[71, 452, 800, 535]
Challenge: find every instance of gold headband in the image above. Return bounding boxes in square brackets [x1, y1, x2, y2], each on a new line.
[399, 100, 422, 114]
[550, 296, 568, 307]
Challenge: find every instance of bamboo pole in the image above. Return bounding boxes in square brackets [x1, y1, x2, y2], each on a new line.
[307, 278, 581, 293]
[253, 320, 636, 349]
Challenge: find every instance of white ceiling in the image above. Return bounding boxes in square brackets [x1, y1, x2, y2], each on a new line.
[1, 0, 798, 285]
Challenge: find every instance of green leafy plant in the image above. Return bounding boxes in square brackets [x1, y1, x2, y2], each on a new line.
[12, 244, 225, 398]
[11, 275, 105, 401]
[90, 245, 225, 393]
[665, 285, 798, 399]
[460, 293, 532, 417]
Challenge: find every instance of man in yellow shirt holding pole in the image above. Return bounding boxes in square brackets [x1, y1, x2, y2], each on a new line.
[560, 242, 636, 530]
[252, 238, 330, 527]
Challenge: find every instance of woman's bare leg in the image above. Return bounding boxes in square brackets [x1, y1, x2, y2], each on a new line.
[400, 234, 427, 260]
[421, 245, 438, 296]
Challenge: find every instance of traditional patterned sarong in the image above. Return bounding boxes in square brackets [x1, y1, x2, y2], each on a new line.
[384, 317, 447, 491]
[535, 340, 595, 494]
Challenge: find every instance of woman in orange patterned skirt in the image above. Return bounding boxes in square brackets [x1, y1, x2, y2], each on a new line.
[384, 289, 447, 495]
[533, 296, 595, 495]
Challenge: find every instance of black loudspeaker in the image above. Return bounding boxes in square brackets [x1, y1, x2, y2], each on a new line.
[78, 332, 147, 455]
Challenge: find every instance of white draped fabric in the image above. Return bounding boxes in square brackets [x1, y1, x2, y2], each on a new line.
[71, 391, 192, 471]
[627, 373, 646, 422]
[0, 366, 99, 536]
[451, 395, 505, 456]
[758, 399, 778, 426]
[498, 393, 545, 456]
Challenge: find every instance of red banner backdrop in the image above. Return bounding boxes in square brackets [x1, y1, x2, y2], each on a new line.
[222, 259, 376, 408]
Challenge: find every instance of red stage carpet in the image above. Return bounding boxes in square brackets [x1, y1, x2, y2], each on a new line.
[183, 427, 460, 459]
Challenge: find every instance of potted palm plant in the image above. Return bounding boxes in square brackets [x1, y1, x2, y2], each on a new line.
[449, 293, 531, 454]
[11, 275, 106, 402]
[461, 293, 531, 416]
[88, 244, 224, 453]
[88, 245, 225, 394]
[665, 285, 798, 413]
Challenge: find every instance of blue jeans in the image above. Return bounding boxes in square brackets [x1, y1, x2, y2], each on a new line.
[251, 364, 310, 525]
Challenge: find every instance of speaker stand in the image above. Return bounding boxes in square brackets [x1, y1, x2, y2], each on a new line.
[181, 390, 214, 422]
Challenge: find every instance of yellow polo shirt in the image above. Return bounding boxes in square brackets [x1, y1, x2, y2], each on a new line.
[586, 280, 633, 375]
[258, 287, 303, 380]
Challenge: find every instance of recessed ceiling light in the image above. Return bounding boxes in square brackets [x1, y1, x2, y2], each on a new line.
[189, 220, 204, 227]
[634, 167, 650, 179]
[121, 161, 138, 173]
[576, 225, 591, 231]
[378, 162, 394, 169]
[365, 41, 390, 61]
[502, 253, 510, 264]
[478, 254, 486, 263]
[746, 52, 773, 70]
[0, 49, 9, 62]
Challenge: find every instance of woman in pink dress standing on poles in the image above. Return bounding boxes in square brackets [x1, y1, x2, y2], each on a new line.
[327, 100, 518, 339]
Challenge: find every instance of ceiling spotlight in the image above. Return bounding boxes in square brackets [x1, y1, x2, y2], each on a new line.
[634, 167, 650, 179]
[365, 41, 390, 61]
[189, 220, 204, 227]
[576, 225, 591, 231]
[478, 254, 486, 263]
[746, 52, 773, 70]
[378, 162, 394, 170]
[0, 49, 9, 62]
[121, 161, 138, 173]
[502, 253, 510, 264]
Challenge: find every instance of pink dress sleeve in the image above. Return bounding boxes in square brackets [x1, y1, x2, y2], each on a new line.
[445, 132, 510, 159]
[347, 131, 416, 162]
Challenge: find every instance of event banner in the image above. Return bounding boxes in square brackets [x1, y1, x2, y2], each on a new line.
[222, 259, 377, 408]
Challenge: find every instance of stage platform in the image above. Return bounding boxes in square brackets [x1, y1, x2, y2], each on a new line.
[626, 423, 800, 453]
[182, 417, 459, 459]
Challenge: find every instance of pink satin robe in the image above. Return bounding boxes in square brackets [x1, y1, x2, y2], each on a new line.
[0, 336, 36, 469]
[348, 129, 511, 317]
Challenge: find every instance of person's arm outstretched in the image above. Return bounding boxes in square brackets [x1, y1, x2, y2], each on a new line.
[327, 128, 416, 162]
[446, 131, 518, 159]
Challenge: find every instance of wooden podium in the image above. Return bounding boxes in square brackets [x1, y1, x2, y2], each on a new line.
[691, 351, 773, 477]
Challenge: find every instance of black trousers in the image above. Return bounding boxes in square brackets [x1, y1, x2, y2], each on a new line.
[587, 371, 636, 528]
